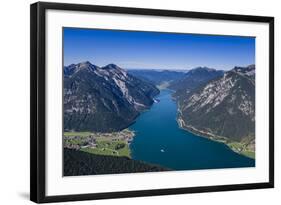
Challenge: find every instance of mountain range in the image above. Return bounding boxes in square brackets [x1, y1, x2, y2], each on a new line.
[127, 69, 186, 88]
[169, 67, 224, 99]
[175, 65, 255, 156]
[64, 62, 255, 158]
[64, 61, 159, 132]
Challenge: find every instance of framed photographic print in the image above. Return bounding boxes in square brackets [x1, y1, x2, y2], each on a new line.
[30, 2, 274, 203]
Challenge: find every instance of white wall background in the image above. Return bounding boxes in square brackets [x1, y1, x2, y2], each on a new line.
[0, 0, 279, 204]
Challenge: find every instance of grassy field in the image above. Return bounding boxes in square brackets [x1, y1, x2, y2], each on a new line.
[64, 130, 133, 158]
[240, 151, 255, 159]
[65, 138, 83, 145]
[227, 142, 255, 159]
[81, 139, 130, 158]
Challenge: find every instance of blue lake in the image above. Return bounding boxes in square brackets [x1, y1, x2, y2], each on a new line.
[129, 89, 255, 170]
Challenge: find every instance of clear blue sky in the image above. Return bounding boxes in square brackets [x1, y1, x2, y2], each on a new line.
[63, 27, 255, 71]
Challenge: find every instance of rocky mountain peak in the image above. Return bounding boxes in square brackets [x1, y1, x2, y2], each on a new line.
[231, 64, 255, 82]
[64, 61, 100, 77]
[102, 64, 120, 70]
[77, 61, 98, 71]
[232, 64, 255, 74]
[184, 67, 223, 79]
[169, 66, 224, 94]
[79, 61, 92, 66]
[64, 61, 159, 132]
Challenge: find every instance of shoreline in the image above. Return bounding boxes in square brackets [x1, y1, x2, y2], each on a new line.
[176, 115, 255, 159]
[63, 91, 158, 159]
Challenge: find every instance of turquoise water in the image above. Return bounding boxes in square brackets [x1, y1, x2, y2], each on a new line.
[129, 89, 255, 170]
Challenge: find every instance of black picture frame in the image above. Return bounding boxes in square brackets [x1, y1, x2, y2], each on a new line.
[30, 1, 274, 203]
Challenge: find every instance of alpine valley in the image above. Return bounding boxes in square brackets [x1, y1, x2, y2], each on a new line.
[63, 61, 168, 175]
[63, 61, 255, 175]
[129, 65, 255, 159]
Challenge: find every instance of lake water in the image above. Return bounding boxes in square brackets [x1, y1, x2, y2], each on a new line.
[129, 89, 255, 170]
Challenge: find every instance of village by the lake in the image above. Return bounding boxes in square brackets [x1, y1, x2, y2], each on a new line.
[64, 129, 135, 158]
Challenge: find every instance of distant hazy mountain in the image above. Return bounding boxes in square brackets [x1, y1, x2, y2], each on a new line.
[127, 69, 186, 87]
[169, 67, 224, 97]
[176, 65, 255, 146]
[64, 61, 159, 132]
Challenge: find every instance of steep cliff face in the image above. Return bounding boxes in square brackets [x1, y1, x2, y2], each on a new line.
[64, 61, 159, 132]
[175, 65, 255, 157]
